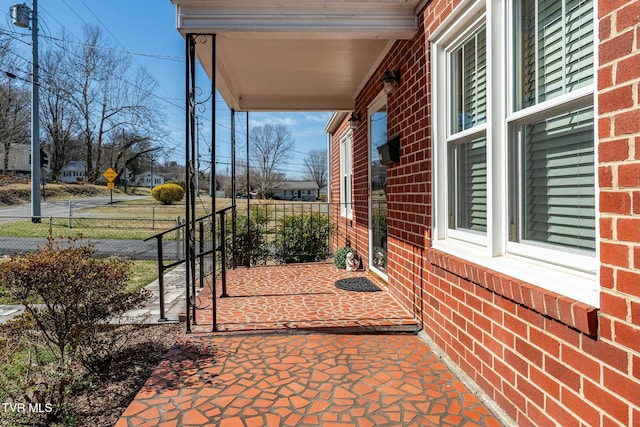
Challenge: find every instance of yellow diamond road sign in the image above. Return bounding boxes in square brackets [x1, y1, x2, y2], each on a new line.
[103, 167, 118, 182]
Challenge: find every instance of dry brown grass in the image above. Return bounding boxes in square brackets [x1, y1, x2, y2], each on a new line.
[0, 177, 112, 206]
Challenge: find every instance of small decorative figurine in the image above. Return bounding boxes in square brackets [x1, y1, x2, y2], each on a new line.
[346, 251, 360, 271]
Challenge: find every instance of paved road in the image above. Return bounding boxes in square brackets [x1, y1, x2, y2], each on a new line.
[0, 236, 182, 260]
[0, 195, 148, 222]
[0, 194, 181, 258]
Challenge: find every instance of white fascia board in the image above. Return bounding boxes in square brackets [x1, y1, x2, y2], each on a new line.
[175, 2, 418, 38]
[324, 112, 349, 134]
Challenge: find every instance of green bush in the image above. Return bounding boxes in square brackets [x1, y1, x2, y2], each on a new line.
[274, 213, 333, 264]
[333, 246, 358, 269]
[151, 183, 184, 205]
[167, 180, 186, 190]
[222, 213, 269, 268]
[0, 238, 150, 366]
[0, 237, 151, 425]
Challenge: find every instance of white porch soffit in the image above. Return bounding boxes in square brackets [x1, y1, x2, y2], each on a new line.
[171, 0, 422, 111]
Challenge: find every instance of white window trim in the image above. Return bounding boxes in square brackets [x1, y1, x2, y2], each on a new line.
[430, 0, 599, 307]
[339, 130, 353, 219]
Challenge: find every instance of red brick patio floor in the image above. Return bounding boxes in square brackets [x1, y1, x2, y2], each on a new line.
[116, 263, 504, 427]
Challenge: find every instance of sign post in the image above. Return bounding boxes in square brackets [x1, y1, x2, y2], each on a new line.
[103, 167, 118, 204]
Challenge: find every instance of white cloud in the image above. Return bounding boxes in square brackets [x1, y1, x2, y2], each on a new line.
[303, 112, 332, 124]
[249, 112, 297, 128]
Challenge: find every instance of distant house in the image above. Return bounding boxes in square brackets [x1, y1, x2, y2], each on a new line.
[133, 171, 166, 188]
[58, 161, 87, 182]
[0, 143, 52, 176]
[272, 181, 318, 201]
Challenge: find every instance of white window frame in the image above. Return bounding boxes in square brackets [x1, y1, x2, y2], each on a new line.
[444, 19, 488, 247]
[431, 0, 599, 307]
[339, 130, 353, 219]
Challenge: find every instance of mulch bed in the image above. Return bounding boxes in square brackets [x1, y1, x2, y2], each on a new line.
[68, 323, 184, 427]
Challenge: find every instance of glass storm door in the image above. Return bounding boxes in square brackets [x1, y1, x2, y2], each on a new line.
[369, 98, 388, 276]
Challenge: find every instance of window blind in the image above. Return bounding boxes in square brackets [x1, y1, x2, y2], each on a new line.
[517, 0, 593, 109]
[522, 106, 595, 251]
[448, 25, 488, 235]
[454, 137, 487, 233]
[452, 26, 487, 133]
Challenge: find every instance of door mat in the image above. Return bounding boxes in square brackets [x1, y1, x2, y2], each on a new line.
[335, 277, 381, 292]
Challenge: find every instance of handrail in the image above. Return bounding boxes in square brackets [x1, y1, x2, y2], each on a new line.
[144, 201, 364, 327]
[216, 205, 235, 298]
[216, 205, 235, 215]
[143, 212, 214, 242]
[144, 211, 214, 321]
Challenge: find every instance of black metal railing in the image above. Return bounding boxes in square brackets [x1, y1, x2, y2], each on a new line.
[144, 212, 215, 321]
[145, 201, 380, 327]
[220, 201, 338, 267]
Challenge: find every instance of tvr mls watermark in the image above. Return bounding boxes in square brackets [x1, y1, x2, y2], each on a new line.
[2, 402, 53, 414]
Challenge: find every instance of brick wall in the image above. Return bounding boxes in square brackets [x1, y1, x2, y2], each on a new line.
[328, 0, 640, 425]
[344, 16, 430, 285]
[596, 0, 640, 424]
[329, 117, 363, 252]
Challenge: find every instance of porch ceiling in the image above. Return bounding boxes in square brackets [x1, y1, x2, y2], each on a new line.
[171, 0, 423, 111]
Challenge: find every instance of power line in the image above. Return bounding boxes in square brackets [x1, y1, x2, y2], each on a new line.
[0, 29, 31, 46]
[76, 0, 187, 107]
[79, 0, 123, 49]
[0, 67, 30, 83]
[39, 2, 185, 113]
[6, 27, 186, 114]
[39, 35, 185, 111]
[39, 33, 182, 61]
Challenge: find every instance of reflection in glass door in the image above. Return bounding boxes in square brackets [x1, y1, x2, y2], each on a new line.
[370, 99, 387, 275]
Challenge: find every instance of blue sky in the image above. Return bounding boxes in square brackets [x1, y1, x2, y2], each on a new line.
[2, 0, 332, 178]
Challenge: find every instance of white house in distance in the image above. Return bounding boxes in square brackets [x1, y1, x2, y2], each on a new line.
[0, 143, 51, 176]
[132, 170, 166, 188]
[272, 180, 318, 201]
[58, 161, 87, 183]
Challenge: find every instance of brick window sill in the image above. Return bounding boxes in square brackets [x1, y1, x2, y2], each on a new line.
[428, 249, 599, 336]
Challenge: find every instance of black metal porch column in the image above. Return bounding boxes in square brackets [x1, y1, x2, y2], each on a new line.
[185, 34, 196, 333]
[231, 109, 237, 269]
[246, 112, 251, 231]
[210, 33, 218, 332]
[185, 33, 218, 333]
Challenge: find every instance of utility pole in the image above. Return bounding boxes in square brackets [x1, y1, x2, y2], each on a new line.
[11, 1, 41, 223]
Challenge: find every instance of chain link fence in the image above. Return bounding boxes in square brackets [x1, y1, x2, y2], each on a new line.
[0, 202, 190, 261]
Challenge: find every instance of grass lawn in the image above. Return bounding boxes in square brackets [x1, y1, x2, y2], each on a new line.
[0, 196, 229, 239]
[127, 260, 165, 293]
[0, 197, 329, 240]
[0, 220, 170, 240]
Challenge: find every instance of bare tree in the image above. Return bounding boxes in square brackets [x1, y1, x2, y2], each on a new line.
[304, 149, 327, 198]
[63, 25, 165, 182]
[40, 45, 78, 179]
[0, 29, 30, 174]
[105, 129, 161, 188]
[222, 160, 260, 197]
[250, 123, 294, 197]
[0, 83, 30, 175]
